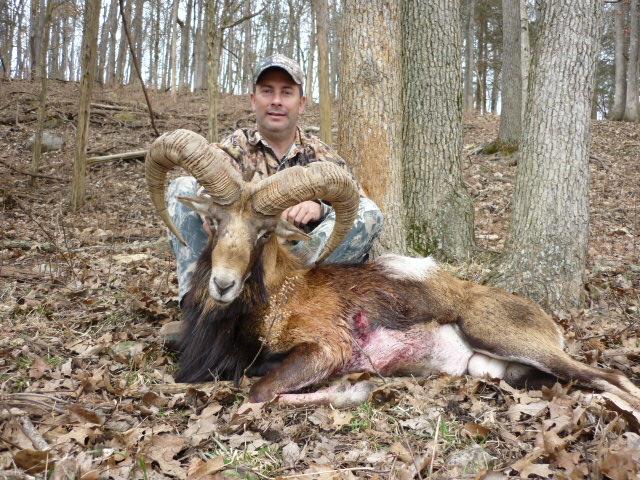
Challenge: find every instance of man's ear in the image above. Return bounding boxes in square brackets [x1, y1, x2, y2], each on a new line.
[177, 195, 212, 217]
[274, 218, 310, 241]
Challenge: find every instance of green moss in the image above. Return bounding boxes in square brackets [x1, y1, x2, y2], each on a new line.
[407, 221, 439, 257]
[480, 140, 518, 156]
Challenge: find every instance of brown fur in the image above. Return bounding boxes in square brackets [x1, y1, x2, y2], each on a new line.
[177, 196, 640, 409]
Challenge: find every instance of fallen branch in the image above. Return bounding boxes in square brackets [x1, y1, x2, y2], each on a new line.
[0, 158, 66, 181]
[19, 417, 50, 451]
[87, 149, 147, 165]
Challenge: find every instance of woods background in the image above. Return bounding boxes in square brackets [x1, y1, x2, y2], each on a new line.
[1, 2, 640, 477]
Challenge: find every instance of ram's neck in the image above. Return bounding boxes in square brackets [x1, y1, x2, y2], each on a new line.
[262, 237, 308, 294]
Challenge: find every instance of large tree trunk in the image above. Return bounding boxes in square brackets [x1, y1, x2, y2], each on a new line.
[520, 0, 530, 123]
[463, 0, 475, 112]
[610, 0, 627, 120]
[70, 0, 101, 211]
[180, 0, 194, 90]
[497, 0, 522, 148]
[624, 0, 639, 121]
[314, 0, 331, 144]
[338, 0, 406, 254]
[169, 0, 179, 97]
[475, 9, 485, 114]
[402, 0, 475, 261]
[492, 0, 602, 311]
[127, 0, 144, 84]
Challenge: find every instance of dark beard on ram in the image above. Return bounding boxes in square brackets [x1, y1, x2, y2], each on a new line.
[175, 239, 272, 384]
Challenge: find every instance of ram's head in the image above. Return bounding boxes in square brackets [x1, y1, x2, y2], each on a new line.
[146, 129, 360, 304]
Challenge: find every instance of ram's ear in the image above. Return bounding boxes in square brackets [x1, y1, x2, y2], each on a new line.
[274, 219, 310, 241]
[177, 195, 213, 216]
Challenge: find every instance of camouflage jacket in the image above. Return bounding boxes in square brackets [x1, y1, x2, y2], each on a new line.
[218, 127, 365, 195]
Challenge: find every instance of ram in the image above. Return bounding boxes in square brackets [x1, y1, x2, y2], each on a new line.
[146, 129, 640, 407]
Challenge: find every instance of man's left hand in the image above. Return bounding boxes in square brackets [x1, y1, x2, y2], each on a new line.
[281, 201, 323, 227]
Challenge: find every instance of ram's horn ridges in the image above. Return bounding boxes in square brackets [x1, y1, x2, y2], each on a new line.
[251, 162, 360, 263]
[146, 129, 242, 244]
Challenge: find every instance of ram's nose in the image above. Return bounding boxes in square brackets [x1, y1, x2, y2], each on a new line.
[213, 276, 236, 296]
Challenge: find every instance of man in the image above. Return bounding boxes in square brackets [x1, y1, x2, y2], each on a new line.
[166, 54, 383, 307]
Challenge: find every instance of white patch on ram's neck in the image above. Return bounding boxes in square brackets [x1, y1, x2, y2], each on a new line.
[377, 254, 438, 281]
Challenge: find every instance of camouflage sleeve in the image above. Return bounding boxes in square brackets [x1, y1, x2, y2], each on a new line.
[217, 129, 255, 181]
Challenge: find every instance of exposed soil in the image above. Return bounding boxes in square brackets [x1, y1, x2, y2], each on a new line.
[1, 79, 639, 479]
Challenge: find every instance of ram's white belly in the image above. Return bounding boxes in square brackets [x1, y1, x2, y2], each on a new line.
[341, 323, 509, 380]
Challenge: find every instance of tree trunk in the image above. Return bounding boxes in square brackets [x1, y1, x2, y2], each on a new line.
[475, 9, 485, 114]
[30, 0, 53, 186]
[315, 0, 331, 144]
[127, 0, 143, 84]
[520, 0, 530, 122]
[207, 0, 223, 142]
[150, 0, 161, 86]
[610, 0, 627, 120]
[402, 0, 475, 261]
[169, 0, 179, 96]
[338, 0, 406, 254]
[463, 0, 475, 112]
[241, 0, 252, 92]
[305, 5, 315, 105]
[115, 0, 131, 85]
[492, 0, 602, 311]
[180, 0, 193, 90]
[497, 0, 522, 147]
[624, 0, 638, 121]
[70, 0, 101, 211]
[105, 0, 119, 85]
[193, 0, 206, 90]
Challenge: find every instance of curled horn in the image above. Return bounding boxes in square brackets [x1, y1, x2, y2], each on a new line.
[146, 129, 242, 244]
[251, 162, 360, 263]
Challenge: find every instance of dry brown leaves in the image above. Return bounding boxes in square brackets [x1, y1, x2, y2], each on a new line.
[1, 81, 639, 478]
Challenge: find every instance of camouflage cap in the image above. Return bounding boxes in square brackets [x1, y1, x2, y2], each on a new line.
[253, 54, 304, 88]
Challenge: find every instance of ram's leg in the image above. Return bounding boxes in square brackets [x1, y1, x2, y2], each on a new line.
[248, 343, 340, 403]
[458, 316, 640, 409]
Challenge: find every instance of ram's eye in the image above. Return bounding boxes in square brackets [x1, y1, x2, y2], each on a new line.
[256, 230, 272, 243]
[208, 218, 219, 230]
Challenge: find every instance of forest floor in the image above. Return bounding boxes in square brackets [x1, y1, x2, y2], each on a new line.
[1, 78, 639, 479]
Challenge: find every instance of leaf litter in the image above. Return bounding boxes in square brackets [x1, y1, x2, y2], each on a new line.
[1, 81, 639, 478]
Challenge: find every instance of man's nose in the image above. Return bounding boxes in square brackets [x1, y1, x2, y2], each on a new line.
[270, 93, 283, 105]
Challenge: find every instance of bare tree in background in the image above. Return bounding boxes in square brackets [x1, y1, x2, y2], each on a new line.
[463, 0, 475, 111]
[624, 0, 638, 121]
[30, 0, 53, 186]
[492, 0, 602, 311]
[610, 0, 627, 120]
[314, 0, 331, 144]
[338, 0, 406, 254]
[402, 0, 475, 260]
[496, 0, 524, 150]
[70, 0, 100, 211]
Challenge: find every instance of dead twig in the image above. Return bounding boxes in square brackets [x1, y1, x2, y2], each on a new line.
[118, 0, 159, 137]
[19, 416, 50, 451]
[0, 158, 66, 181]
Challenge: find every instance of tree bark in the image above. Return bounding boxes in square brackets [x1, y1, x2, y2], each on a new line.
[492, 0, 602, 311]
[610, 0, 627, 120]
[105, 0, 119, 85]
[305, 4, 315, 105]
[70, 0, 101, 211]
[207, 0, 223, 141]
[338, 0, 406, 254]
[314, 0, 331, 144]
[241, 0, 252, 92]
[497, 0, 522, 148]
[115, 0, 131, 84]
[169, 0, 179, 97]
[180, 0, 194, 90]
[402, 0, 475, 261]
[624, 0, 638, 121]
[463, 0, 475, 112]
[30, 0, 53, 186]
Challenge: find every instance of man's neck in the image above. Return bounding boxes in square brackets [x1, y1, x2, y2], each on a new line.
[259, 128, 297, 159]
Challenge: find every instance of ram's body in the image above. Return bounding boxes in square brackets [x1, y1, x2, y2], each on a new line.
[147, 129, 640, 408]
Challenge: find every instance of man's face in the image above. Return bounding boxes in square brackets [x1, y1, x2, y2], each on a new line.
[251, 68, 306, 139]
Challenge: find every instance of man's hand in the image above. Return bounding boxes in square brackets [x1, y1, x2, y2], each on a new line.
[281, 200, 323, 227]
